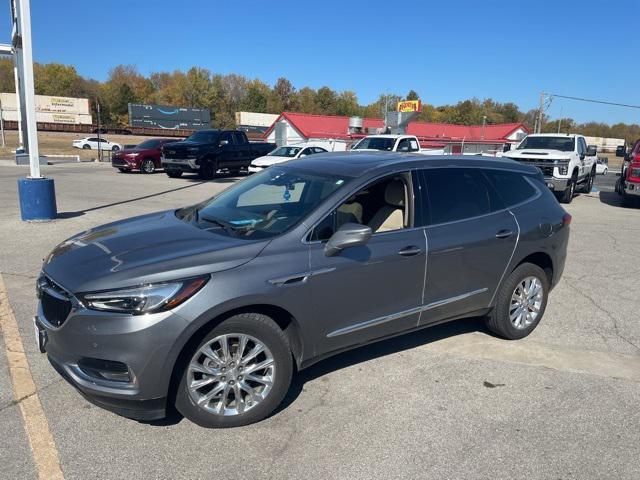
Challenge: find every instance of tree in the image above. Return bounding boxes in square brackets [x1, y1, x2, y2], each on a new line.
[315, 87, 338, 115]
[406, 90, 419, 101]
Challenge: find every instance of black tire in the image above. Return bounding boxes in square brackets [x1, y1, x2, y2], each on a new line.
[485, 263, 549, 340]
[166, 170, 183, 178]
[175, 313, 293, 428]
[558, 173, 576, 204]
[140, 159, 155, 174]
[199, 158, 217, 179]
[117, 168, 128, 173]
[579, 168, 595, 193]
[112, 145, 120, 151]
[82, 144, 91, 150]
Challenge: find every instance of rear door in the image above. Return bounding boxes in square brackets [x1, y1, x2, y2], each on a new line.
[418, 167, 518, 325]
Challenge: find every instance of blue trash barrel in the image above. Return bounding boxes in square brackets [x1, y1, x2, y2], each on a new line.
[17, 177, 57, 221]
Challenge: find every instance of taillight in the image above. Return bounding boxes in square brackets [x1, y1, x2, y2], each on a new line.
[562, 213, 572, 226]
[628, 166, 640, 181]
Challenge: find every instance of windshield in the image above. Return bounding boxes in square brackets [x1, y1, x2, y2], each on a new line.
[135, 139, 161, 149]
[269, 146, 302, 157]
[177, 166, 350, 239]
[517, 136, 575, 152]
[352, 137, 396, 151]
[185, 131, 219, 143]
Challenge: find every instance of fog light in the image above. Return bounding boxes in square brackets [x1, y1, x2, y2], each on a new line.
[78, 358, 131, 382]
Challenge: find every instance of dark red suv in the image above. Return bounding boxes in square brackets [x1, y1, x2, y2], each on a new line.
[112, 138, 179, 174]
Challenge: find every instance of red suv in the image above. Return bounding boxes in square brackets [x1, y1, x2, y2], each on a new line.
[112, 138, 178, 174]
[619, 139, 640, 207]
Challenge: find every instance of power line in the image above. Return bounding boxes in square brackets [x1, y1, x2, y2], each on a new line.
[547, 93, 640, 110]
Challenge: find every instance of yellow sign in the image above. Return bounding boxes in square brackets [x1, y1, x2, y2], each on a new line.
[397, 99, 421, 113]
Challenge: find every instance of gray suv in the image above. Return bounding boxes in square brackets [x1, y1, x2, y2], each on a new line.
[35, 153, 570, 428]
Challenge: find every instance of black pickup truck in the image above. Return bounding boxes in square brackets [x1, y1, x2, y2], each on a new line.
[161, 129, 275, 179]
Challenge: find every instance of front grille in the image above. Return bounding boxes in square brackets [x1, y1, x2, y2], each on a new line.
[164, 149, 190, 159]
[38, 276, 72, 327]
[513, 157, 566, 177]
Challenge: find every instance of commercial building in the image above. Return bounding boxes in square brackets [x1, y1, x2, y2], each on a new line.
[263, 112, 529, 153]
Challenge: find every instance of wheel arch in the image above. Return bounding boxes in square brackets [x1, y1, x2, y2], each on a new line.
[165, 303, 304, 405]
[513, 251, 553, 286]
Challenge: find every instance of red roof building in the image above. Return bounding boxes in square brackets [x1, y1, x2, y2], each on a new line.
[264, 112, 530, 154]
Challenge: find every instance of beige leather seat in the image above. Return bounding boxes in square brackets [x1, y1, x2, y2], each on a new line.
[337, 201, 363, 225]
[369, 181, 406, 232]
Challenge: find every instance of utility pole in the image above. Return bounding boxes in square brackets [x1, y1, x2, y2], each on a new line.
[537, 92, 546, 133]
[481, 115, 487, 140]
[0, 97, 4, 148]
[96, 100, 102, 162]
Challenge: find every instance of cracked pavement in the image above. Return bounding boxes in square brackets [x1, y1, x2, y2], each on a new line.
[0, 162, 638, 479]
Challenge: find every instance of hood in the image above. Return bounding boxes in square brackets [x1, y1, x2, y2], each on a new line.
[506, 149, 572, 159]
[43, 210, 269, 293]
[113, 147, 146, 156]
[163, 140, 206, 150]
[252, 155, 290, 166]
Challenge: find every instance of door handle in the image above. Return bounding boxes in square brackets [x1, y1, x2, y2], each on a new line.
[398, 246, 422, 257]
[495, 229, 513, 239]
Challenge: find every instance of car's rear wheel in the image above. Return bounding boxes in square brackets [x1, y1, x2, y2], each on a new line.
[485, 263, 549, 340]
[166, 170, 183, 178]
[141, 159, 155, 174]
[112, 145, 120, 151]
[82, 144, 91, 150]
[175, 313, 293, 428]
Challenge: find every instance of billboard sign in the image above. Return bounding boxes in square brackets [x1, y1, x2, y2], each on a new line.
[397, 99, 422, 113]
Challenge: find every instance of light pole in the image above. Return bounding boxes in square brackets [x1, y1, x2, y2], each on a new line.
[8, 0, 57, 220]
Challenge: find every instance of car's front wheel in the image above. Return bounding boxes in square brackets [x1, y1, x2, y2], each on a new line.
[140, 159, 155, 174]
[82, 144, 91, 150]
[175, 313, 293, 428]
[485, 263, 549, 340]
[112, 145, 120, 151]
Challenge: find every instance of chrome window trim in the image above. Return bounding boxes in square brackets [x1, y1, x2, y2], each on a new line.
[326, 287, 488, 338]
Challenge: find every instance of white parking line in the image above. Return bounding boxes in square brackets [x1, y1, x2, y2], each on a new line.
[0, 274, 64, 480]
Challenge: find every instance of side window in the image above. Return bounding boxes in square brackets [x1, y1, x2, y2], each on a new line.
[409, 139, 420, 152]
[578, 138, 586, 154]
[219, 132, 233, 145]
[233, 132, 247, 145]
[299, 148, 312, 157]
[423, 168, 503, 225]
[310, 173, 412, 241]
[88, 137, 99, 142]
[483, 170, 537, 206]
[314, 147, 327, 154]
[397, 138, 410, 152]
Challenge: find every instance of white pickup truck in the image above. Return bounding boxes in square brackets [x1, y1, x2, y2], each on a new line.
[351, 134, 444, 155]
[504, 133, 597, 204]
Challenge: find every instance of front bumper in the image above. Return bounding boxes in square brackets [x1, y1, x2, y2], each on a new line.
[543, 176, 570, 192]
[624, 181, 640, 197]
[35, 295, 187, 420]
[111, 158, 137, 170]
[161, 156, 199, 172]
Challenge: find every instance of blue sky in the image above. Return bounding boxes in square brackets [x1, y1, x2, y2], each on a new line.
[1, 0, 639, 124]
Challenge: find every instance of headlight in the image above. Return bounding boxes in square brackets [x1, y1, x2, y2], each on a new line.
[557, 164, 569, 175]
[78, 276, 209, 314]
[630, 167, 640, 179]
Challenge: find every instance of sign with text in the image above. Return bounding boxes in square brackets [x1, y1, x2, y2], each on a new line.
[397, 99, 422, 113]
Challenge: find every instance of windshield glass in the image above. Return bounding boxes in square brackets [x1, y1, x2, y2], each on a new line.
[185, 131, 219, 143]
[177, 166, 350, 239]
[517, 136, 575, 152]
[352, 137, 396, 151]
[136, 139, 161, 149]
[269, 146, 302, 157]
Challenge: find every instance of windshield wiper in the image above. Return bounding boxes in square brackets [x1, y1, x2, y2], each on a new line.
[199, 215, 238, 236]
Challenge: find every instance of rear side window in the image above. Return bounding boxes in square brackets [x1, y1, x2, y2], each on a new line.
[422, 168, 504, 225]
[483, 170, 537, 206]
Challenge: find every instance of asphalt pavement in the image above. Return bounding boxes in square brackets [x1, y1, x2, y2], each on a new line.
[0, 162, 638, 480]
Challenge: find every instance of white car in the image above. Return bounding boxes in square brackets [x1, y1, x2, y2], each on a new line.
[73, 137, 122, 151]
[248, 144, 328, 173]
[595, 158, 608, 175]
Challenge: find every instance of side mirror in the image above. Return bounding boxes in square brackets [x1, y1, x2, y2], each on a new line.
[503, 144, 511, 153]
[586, 145, 597, 156]
[616, 146, 626, 157]
[324, 223, 372, 257]
[299, 153, 307, 158]
[219, 140, 229, 147]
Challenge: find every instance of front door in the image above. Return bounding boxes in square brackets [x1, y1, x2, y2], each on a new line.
[418, 167, 518, 324]
[306, 171, 426, 356]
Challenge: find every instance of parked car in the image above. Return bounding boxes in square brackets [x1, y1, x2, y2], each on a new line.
[595, 158, 608, 175]
[111, 138, 178, 174]
[34, 154, 569, 428]
[73, 137, 122, 151]
[504, 133, 597, 204]
[248, 144, 327, 173]
[161, 129, 276, 179]
[617, 139, 640, 207]
[351, 134, 445, 155]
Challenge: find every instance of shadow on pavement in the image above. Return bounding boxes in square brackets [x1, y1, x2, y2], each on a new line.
[599, 191, 623, 207]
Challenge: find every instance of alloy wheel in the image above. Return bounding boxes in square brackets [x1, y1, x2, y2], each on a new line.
[187, 333, 275, 416]
[509, 276, 543, 329]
